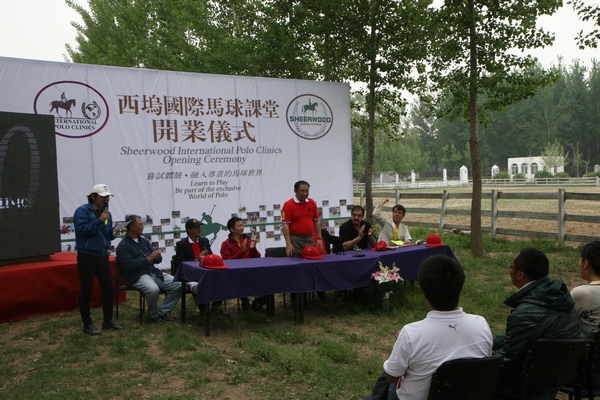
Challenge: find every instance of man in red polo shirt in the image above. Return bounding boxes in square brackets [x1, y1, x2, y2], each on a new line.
[281, 180, 323, 257]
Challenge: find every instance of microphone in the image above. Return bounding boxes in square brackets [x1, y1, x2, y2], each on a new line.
[103, 203, 109, 225]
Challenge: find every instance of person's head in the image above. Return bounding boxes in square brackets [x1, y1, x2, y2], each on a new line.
[125, 214, 143, 238]
[227, 217, 244, 237]
[392, 204, 406, 224]
[294, 180, 310, 202]
[350, 205, 365, 227]
[418, 255, 465, 311]
[185, 218, 203, 240]
[579, 241, 600, 281]
[510, 248, 549, 288]
[87, 183, 113, 209]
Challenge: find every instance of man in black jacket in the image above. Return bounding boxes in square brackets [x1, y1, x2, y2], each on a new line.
[494, 248, 581, 399]
[174, 218, 222, 313]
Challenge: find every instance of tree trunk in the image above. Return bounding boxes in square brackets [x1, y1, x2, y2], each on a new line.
[468, 0, 483, 257]
[364, 2, 377, 219]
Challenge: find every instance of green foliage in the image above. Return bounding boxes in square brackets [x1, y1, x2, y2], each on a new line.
[494, 171, 509, 179]
[426, 1, 561, 123]
[535, 169, 554, 178]
[569, 0, 600, 49]
[585, 171, 600, 177]
[514, 173, 525, 179]
[556, 172, 570, 178]
[541, 139, 569, 173]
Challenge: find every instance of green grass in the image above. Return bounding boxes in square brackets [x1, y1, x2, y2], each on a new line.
[0, 232, 584, 399]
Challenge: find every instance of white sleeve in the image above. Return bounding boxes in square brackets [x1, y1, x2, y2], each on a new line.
[372, 203, 386, 225]
[571, 285, 590, 317]
[383, 328, 411, 379]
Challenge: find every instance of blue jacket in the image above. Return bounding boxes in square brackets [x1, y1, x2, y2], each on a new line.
[73, 202, 114, 257]
[116, 234, 164, 287]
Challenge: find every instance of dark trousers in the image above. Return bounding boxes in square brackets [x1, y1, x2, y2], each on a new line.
[77, 252, 114, 325]
[365, 371, 398, 400]
[252, 295, 270, 308]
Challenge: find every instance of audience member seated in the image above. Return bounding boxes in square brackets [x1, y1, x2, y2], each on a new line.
[175, 218, 222, 314]
[494, 248, 581, 400]
[372, 198, 412, 245]
[339, 205, 376, 251]
[116, 214, 181, 323]
[364, 254, 492, 400]
[571, 241, 600, 339]
[220, 217, 269, 313]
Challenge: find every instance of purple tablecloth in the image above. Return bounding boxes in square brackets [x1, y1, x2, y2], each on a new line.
[174, 244, 457, 304]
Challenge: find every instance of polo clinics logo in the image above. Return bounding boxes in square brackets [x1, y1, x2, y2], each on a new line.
[33, 81, 110, 138]
[286, 94, 333, 140]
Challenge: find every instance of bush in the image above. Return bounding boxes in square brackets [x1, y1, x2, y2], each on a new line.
[556, 172, 570, 178]
[585, 171, 600, 178]
[534, 169, 554, 179]
[513, 173, 525, 179]
[494, 171, 510, 179]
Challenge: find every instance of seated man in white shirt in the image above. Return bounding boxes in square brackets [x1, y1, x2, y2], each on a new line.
[365, 255, 493, 400]
[372, 198, 412, 244]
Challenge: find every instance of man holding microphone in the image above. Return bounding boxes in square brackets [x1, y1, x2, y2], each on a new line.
[73, 183, 122, 335]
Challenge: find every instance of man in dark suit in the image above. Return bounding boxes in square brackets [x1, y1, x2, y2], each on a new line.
[174, 218, 222, 313]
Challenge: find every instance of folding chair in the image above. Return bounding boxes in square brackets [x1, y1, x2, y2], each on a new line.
[519, 338, 587, 400]
[264, 247, 288, 314]
[427, 353, 503, 400]
[560, 331, 600, 400]
[114, 256, 165, 324]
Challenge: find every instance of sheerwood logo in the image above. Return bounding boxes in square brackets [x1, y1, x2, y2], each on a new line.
[33, 81, 109, 138]
[286, 94, 333, 140]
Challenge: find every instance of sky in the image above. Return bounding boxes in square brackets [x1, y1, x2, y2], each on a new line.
[0, 0, 597, 69]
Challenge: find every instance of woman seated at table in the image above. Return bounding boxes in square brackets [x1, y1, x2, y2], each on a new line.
[220, 217, 269, 313]
[570, 241, 600, 339]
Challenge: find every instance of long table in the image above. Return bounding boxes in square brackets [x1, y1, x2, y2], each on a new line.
[174, 244, 456, 336]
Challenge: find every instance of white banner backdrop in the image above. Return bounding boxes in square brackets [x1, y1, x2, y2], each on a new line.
[0, 57, 353, 263]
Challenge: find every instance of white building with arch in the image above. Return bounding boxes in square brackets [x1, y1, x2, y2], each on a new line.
[508, 156, 564, 180]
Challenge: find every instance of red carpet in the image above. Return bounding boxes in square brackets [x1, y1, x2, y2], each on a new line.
[0, 252, 126, 323]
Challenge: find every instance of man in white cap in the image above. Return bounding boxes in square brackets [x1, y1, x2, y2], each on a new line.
[73, 184, 122, 335]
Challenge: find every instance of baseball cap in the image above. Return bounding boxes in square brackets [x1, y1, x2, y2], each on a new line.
[185, 218, 204, 229]
[91, 184, 113, 197]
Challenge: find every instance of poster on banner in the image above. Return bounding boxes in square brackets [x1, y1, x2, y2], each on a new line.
[0, 57, 353, 263]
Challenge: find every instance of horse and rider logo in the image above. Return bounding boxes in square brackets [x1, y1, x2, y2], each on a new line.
[286, 94, 333, 140]
[198, 207, 227, 245]
[49, 92, 101, 119]
[34, 80, 110, 139]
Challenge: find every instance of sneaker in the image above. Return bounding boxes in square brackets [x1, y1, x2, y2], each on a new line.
[158, 313, 174, 322]
[83, 323, 102, 335]
[102, 320, 123, 330]
[187, 282, 198, 294]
